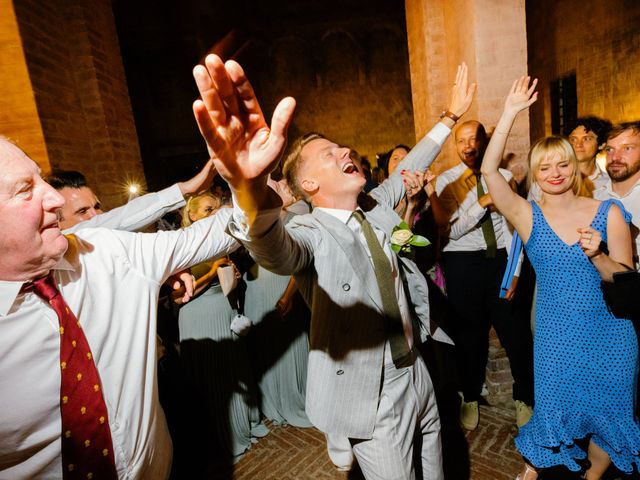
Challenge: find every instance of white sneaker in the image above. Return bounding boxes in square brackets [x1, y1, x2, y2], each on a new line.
[515, 400, 533, 427]
[459, 400, 479, 430]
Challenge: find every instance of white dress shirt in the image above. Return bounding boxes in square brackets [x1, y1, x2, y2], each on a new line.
[435, 163, 514, 252]
[64, 184, 186, 234]
[0, 208, 238, 479]
[593, 176, 640, 266]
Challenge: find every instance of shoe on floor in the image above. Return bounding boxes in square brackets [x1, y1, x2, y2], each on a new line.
[459, 400, 479, 430]
[515, 400, 533, 427]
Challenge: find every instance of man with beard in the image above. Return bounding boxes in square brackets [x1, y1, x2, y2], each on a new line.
[433, 120, 534, 431]
[595, 121, 640, 268]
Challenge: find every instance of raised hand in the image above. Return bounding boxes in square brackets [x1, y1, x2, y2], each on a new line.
[504, 76, 538, 116]
[192, 54, 296, 195]
[448, 62, 477, 118]
[178, 158, 217, 196]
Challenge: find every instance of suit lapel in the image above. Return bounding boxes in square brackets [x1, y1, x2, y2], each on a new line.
[312, 209, 384, 312]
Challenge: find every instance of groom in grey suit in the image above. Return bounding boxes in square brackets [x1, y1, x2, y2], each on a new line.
[191, 54, 475, 479]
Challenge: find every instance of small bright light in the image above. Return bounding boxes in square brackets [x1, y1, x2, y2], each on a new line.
[128, 184, 139, 194]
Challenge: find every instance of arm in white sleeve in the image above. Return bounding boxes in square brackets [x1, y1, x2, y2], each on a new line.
[64, 184, 185, 234]
[448, 201, 487, 240]
[102, 207, 240, 284]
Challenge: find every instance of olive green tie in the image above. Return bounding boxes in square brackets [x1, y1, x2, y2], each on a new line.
[476, 174, 497, 258]
[352, 210, 411, 366]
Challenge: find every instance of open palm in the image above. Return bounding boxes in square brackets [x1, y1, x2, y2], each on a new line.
[192, 54, 296, 191]
[504, 76, 538, 115]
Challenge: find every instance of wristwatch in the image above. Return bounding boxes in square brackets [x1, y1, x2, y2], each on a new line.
[439, 110, 460, 122]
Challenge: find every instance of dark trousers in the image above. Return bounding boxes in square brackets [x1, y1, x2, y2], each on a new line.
[442, 249, 534, 404]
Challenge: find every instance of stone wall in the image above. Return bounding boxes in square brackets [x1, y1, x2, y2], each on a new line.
[527, 0, 640, 141]
[12, 0, 145, 209]
[0, 0, 49, 169]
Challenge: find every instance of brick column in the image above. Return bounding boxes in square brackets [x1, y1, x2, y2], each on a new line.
[0, 0, 50, 170]
[405, 0, 529, 403]
[405, 0, 530, 176]
[10, 0, 145, 209]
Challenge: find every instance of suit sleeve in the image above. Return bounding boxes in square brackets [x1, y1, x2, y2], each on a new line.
[64, 184, 185, 234]
[227, 210, 316, 276]
[370, 123, 450, 209]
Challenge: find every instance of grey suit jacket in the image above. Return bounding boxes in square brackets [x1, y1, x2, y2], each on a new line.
[230, 133, 452, 438]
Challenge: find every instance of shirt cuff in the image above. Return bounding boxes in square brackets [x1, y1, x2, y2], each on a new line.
[467, 201, 487, 222]
[426, 122, 452, 147]
[230, 195, 281, 241]
[161, 184, 187, 208]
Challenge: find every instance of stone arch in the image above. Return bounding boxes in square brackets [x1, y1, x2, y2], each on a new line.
[366, 26, 410, 86]
[317, 29, 364, 87]
[268, 36, 316, 92]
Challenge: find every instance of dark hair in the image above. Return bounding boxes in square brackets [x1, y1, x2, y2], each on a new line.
[568, 116, 612, 146]
[45, 170, 88, 190]
[607, 121, 640, 141]
[383, 144, 412, 176]
[282, 132, 326, 200]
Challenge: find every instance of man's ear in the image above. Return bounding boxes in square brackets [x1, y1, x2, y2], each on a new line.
[300, 178, 318, 196]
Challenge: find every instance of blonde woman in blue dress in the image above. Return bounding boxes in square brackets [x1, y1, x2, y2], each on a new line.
[481, 77, 640, 479]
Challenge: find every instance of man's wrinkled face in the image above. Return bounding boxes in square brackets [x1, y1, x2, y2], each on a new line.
[568, 126, 599, 163]
[455, 124, 486, 169]
[299, 138, 366, 198]
[606, 129, 640, 182]
[0, 140, 67, 279]
[58, 186, 103, 229]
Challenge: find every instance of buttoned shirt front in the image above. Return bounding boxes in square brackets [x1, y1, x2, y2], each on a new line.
[0, 208, 237, 479]
[435, 163, 514, 252]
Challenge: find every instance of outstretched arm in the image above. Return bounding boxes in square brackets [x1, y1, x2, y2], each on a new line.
[372, 63, 476, 209]
[480, 76, 538, 242]
[192, 54, 296, 224]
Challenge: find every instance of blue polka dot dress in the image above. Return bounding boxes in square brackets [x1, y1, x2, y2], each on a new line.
[515, 199, 640, 473]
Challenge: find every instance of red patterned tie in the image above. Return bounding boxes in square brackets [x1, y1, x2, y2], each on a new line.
[31, 272, 118, 480]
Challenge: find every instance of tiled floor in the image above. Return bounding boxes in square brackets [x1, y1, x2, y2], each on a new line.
[228, 403, 522, 480]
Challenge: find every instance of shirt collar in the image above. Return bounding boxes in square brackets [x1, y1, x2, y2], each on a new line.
[0, 256, 76, 317]
[600, 175, 640, 199]
[314, 207, 355, 224]
[588, 162, 606, 181]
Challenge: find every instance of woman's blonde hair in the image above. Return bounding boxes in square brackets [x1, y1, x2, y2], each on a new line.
[527, 136, 583, 196]
[181, 191, 222, 228]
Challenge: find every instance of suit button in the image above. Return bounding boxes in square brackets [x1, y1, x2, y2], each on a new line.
[342, 283, 350, 291]
[336, 369, 344, 375]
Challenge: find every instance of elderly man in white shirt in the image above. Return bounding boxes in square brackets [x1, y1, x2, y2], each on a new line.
[433, 120, 534, 432]
[0, 137, 238, 479]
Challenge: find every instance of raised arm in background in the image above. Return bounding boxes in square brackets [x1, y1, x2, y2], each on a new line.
[480, 76, 538, 242]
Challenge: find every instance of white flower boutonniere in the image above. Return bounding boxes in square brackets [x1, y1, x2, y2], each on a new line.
[390, 221, 430, 255]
